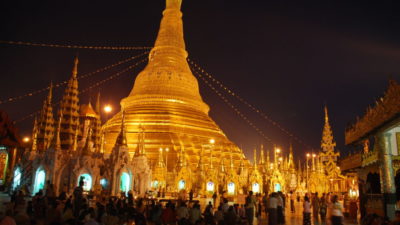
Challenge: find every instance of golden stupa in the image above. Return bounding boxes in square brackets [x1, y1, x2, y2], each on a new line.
[103, 0, 246, 172]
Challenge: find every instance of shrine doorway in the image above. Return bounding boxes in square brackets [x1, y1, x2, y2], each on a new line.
[12, 167, 21, 191]
[252, 183, 260, 193]
[120, 172, 131, 195]
[227, 182, 235, 195]
[77, 173, 92, 192]
[207, 181, 215, 192]
[0, 150, 8, 185]
[178, 179, 185, 190]
[100, 178, 108, 190]
[274, 183, 282, 192]
[33, 168, 46, 195]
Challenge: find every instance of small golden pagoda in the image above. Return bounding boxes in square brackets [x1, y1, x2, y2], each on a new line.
[102, 0, 246, 190]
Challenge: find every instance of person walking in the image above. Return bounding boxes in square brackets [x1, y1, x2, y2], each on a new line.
[312, 192, 320, 222]
[245, 191, 257, 225]
[277, 192, 285, 225]
[267, 192, 278, 225]
[303, 195, 311, 225]
[177, 202, 190, 225]
[290, 191, 295, 213]
[319, 194, 328, 225]
[331, 195, 343, 225]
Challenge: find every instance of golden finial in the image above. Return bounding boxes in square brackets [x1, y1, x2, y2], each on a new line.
[72, 55, 79, 78]
[166, 0, 182, 9]
[324, 105, 329, 123]
[47, 81, 53, 103]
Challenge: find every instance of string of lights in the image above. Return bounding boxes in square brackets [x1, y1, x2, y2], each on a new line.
[0, 51, 149, 105]
[13, 58, 148, 124]
[189, 59, 313, 149]
[192, 69, 274, 145]
[0, 40, 151, 50]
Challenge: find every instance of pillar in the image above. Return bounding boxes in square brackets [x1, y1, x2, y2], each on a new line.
[378, 133, 396, 220]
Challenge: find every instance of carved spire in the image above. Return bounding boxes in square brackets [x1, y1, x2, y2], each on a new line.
[50, 110, 62, 150]
[259, 145, 265, 165]
[72, 55, 79, 78]
[73, 127, 78, 151]
[135, 125, 145, 156]
[239, 158, 245, 175]
[253, 148, 257, 170]
[198, 147, 204, 171]
[115, 111, 128, 147]
[321, 106, 336, 152]
[157, 148, 166, 168]
[99, 131, 105, 153]
[95, 92, 101, 114]
[229, 148, 234, 170]
[220, 157, 225, 173]
[60, 56, 80, 150]
[31, 117, 38, 152]
[36, 82, 55, 151]
[82, 127, 92, 155]
[177, 144, 185, 169]
[288, 143, 294, 169]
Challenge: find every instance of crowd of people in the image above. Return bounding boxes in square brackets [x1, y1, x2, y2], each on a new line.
[0, 182, 399, 225]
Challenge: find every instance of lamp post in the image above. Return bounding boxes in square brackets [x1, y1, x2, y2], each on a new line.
[312, 153, 316, 171]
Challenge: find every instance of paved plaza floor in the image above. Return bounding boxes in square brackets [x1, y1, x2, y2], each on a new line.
[256, 201, 359, 225]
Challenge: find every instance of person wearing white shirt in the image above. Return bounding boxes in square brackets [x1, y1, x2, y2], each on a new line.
[303, 195, 311, 225]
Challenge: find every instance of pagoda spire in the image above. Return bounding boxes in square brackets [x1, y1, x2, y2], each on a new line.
[31, 117, 38, 152]
[37, 82, 55, 151]
[321, 106, 336, 152]
[266, 150, 270, 168]
[177, 144, 185, 169]
[259, 145, 265, 165]
[157, 148, 166, 168]
[197, 147, 204, 171]
[73, 127, 78, 151]
[253, 148, 257, 170]
[60, 56, 80, 150]
[115, 111, 127, 147]
[220, 157, 225, 173]
[288, 143, 294, 169]
[95, 92, 101, 114]
[82, 128, 92, 155]
[239, 158, 245, 175]
[50, 110, 62, 150]
[229, 148, 234, 170]
[135, 125, 145, 156]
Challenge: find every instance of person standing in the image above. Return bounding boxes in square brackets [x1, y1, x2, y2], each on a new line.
[73, 180, 84, 217]
[303, 195, 311, 225]
[277, 192, 285, 225]
[331, 195, 343, 225]
[212, 192, 218, 207]
[319, 194, 328, 224]
[189, 189, 194, 202]
[177, 202, 190, 225]
[312, 192, 320, 222]
[245, 191, 257, 225]
[267, 193, 278, 225]
[290, 191, 295, 213]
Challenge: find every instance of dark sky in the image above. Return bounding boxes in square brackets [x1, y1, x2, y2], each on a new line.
[1, 0, 400, 160]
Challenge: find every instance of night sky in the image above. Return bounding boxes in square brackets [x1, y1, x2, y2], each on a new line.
[1, 0, 399, 160]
